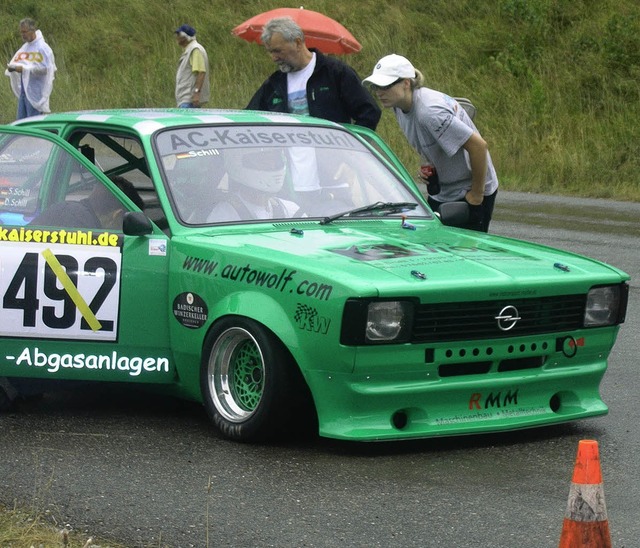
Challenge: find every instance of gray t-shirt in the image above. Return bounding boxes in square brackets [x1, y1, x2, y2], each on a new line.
[395, 88, 498, 202]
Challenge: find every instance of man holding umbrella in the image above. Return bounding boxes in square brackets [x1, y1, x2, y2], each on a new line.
[247, 17, 380, 130]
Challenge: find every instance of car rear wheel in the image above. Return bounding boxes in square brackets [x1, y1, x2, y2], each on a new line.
[201, 317, 306, 442]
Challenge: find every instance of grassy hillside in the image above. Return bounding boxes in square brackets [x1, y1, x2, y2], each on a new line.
[1, 0, 639, 200]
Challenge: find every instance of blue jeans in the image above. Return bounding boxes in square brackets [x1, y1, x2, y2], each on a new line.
[17, 89, 41, 119]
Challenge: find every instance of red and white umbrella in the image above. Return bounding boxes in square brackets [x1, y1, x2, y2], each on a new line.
[232, 7, 362, 55]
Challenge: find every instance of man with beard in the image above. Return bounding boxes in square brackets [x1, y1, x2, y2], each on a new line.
[246, 17, 380, 130]
[246, 17, 380, 210]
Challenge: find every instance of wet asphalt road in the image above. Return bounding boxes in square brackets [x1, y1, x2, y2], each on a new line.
[1, 191, 639, 548]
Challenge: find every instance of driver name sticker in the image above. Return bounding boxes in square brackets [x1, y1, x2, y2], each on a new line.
[0, 241, 121, 341]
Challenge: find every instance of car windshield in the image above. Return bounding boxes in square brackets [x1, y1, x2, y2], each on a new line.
[155, 124, 431, 224]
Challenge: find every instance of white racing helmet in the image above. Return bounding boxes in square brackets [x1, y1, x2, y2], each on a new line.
[224, 147, 286, 193]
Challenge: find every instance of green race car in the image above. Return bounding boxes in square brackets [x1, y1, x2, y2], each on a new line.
[0, 109, 629, 442]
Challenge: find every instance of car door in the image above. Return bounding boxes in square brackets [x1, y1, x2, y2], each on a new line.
[0, 127, 174, 385]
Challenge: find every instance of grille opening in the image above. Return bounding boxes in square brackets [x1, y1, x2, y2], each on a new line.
[392, 411, 409, 430]
[498, 356, 546, 372]
[412, 294, 585, 343]
[439, 361, 492, 377]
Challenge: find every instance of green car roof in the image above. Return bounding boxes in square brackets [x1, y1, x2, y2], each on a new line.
[14, 108, 341, 133]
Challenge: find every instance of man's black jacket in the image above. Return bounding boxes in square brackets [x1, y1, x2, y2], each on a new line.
[246, 49, 381, 130]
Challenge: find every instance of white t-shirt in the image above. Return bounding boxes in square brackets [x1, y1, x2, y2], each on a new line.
[286, 54, 321, 192]
[286, 53, 316, 116]
[395, 88, 499, 202]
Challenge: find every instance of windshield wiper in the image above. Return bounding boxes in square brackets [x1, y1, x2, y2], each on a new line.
[320, 201, 418, 225]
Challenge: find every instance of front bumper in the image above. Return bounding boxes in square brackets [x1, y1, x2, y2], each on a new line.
[307, 329, 618, 441]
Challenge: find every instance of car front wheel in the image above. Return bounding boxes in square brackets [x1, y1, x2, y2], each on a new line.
[201, 317, 304, 442]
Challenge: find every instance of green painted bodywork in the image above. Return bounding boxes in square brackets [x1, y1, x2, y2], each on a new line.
[0, 110, 630, 441]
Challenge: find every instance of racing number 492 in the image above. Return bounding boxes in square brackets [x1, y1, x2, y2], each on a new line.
[3, 251, 117, 332]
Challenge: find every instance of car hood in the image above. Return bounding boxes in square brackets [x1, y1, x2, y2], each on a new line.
[190, 221, 628, 298]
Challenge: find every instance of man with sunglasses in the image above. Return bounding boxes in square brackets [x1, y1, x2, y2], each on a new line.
[363, 54, 499, 232]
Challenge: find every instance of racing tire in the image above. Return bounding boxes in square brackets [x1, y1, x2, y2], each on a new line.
[201, 316, 312, 442]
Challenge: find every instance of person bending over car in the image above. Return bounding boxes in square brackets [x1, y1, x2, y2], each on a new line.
[363, 54, 499, 232]
[247, 17, 380, 130]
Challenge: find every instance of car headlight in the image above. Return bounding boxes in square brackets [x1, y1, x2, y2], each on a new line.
[366, 301, 411, 341]
[341, 299, 415, 345]
[584, 284, 627, 327]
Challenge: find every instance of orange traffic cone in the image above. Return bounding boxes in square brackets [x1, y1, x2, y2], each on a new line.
[558, 439, 612, 547]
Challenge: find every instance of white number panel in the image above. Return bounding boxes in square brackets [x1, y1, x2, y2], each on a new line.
[1, 241, 121, 341]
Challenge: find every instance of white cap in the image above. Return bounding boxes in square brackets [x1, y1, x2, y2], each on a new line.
[362, 54, 416, 87]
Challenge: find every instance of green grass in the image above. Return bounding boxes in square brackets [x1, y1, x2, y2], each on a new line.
[0, 502, 128, 547]
[1, 1, 639, 200]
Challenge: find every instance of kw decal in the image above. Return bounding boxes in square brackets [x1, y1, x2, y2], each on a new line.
[294, 303, 331, 335]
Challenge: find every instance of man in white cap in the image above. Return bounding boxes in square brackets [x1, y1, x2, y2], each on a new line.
[175, 24, 210, 108]
[5, 18, 56, 119]
[363, 54, 499, 232]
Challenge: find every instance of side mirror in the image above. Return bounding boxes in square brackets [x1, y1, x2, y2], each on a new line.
[123, 211, 153, 235]
[437, 201, 470, 228]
